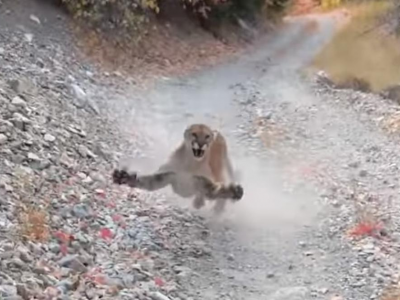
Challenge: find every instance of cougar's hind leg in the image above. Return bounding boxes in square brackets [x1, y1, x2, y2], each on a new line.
[213, 198, 227, 215]
[193, 195, 206, 209]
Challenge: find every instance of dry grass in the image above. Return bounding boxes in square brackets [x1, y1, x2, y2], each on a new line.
[254, 117, 286, 148]
[313, 1, 400, 92]
[382, 112, 400, 134]
[18, 205, 50, 242]
[381, 282, 400, 300]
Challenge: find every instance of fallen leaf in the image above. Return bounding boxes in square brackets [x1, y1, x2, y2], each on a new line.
[154, 277, 165, 287]
[107, 202, 116, 208]
[54, 231, 73, 243]
[348, 221, 383, 238]
[93, 275, 107, 285]
[112, 214, 122, 222]
[99, 228, 113, 240]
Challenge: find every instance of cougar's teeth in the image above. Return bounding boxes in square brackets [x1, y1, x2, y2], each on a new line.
[192, 148, 205, 158]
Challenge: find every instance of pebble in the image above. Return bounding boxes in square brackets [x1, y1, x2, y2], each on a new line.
[29, 14, 41, 25]
[11, 112, 30, 130]
[150, 292, 171, 300]
[8, 77, 36, 95]
[0, 133, 7, 144]
[27, 152, 40, 161]
[268, 286, 309, 300]
[57, 255, 87, 273]
[11, 96, 26, 107]
[44, 133, 56, 142]
[77, 144, 95, 158]
[72, 203, 93, 218]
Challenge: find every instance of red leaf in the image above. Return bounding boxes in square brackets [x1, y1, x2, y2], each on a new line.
[99, 228, 113, 240]
[348, 221, 383, 238]
[54, 231, 73, 243]
[154, 277, 165, 287]
[112, 214, 122, 222]
[93, 275, 107, 285]
[107, 202, 116, 208]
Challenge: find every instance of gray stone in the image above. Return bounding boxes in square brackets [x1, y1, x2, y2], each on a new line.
[11, 96, 27, 107]
[268, 287, 309, 300]
[29, 14, 41, 25]
[150, 292, 171, 300]
[8, 77, 36, 96]
[0, 134, 7, 145]
[27, 152, 40, 161]
[57, 255, 87, 273]
[11, 112, 30, 131]
[72, 203, 93, 218]
[44, 133, 56, 142]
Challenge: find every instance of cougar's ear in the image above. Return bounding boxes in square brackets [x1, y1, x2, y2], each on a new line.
[184, 126, 191, 139]
[212, 130, 218, 140]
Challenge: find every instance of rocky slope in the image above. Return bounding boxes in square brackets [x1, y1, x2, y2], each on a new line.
[0, 2, 220, 300]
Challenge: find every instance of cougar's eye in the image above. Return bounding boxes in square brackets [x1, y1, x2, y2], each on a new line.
[205, 134, 210, 140]
[192, 133, 197, 138]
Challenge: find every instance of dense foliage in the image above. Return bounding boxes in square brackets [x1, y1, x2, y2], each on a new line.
[60, 0, 291, 31]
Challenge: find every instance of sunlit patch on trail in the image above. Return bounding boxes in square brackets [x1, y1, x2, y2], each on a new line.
[253, 116, 286, 148]
[381, 282, 400, 300]
[382, 112, 400, 134]
[304, 19, 319, 34]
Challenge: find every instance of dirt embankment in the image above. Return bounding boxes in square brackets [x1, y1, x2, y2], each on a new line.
[49, 0, 286, 86]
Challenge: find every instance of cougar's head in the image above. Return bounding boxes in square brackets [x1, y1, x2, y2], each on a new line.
[184, 124, 215, 160]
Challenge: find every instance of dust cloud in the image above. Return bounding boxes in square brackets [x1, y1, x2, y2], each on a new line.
[119, 116, 321, 234]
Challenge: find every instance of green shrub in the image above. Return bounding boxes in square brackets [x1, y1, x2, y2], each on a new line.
[60, 0, 291, 31]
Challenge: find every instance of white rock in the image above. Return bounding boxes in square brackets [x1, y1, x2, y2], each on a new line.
[150, 292, 171, 300]
[77, 172, 87, 180]
[11, 112, 30, 130]
[0, 134, 7, 145]
[268, 287, 309, 300]
[30, 14, 41, 25]
[27, 152, 40, 161]
[71, 84, 86, 100]
[11, 96, 26, 107]
[44, 133, 56, 142]
[24, 33, 33, 43]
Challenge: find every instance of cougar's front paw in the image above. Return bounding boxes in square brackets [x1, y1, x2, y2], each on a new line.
[230, 184, 244, 201]
[112, 169, 137, 186]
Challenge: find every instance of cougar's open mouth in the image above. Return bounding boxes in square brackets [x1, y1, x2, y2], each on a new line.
[192, 142, 206, 158]
[192, 148, 205, 158]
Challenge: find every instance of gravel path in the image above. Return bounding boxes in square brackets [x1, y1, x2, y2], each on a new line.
[113, 12, 400, 300]
[1, 1, 400, 299]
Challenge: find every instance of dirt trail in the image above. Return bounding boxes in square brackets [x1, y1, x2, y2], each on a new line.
[111, 12, 376, 300]
[0, 1, 392, 299]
